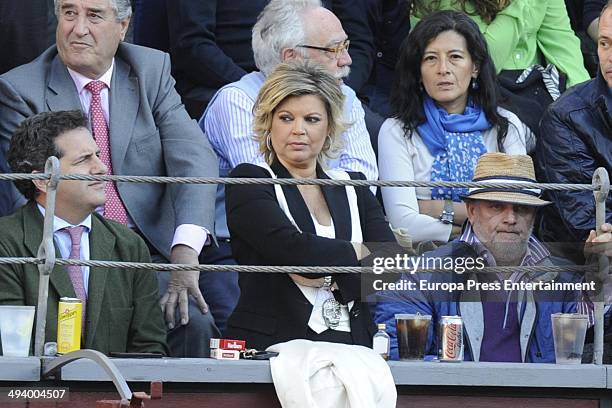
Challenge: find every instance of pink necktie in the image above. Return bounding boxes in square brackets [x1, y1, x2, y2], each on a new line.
[85, 80, 129, 225]
[65, 226, 87, 332]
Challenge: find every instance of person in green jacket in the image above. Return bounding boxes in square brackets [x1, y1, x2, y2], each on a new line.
[0, 110, 168, 355]
[411, 0, 590, 87]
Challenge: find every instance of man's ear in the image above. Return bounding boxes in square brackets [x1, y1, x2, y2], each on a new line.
[465, 199, 477, 224]
[281, 47, 298, 62]
[31, 171, 48, 194]
[119, 17, 130, 41]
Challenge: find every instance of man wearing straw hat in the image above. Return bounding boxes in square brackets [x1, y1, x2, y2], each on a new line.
[375, 152, 611, 362]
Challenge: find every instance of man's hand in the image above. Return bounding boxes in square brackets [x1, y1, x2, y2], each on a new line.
[160, 244, 208, 329]
[585, 223, 612, 257]
[584, 223, 612, 304]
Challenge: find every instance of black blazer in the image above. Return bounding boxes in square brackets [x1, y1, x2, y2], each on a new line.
[225, 161, 395, 350]
[0, 0, 55, 75]
[158, 0, 374, 117]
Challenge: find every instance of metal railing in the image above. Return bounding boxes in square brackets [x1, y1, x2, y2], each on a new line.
[0, 157, 609, 364]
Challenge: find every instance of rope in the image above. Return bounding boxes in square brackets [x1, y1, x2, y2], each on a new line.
[0, 257, 596, 274]
[0, 173, 600, 191]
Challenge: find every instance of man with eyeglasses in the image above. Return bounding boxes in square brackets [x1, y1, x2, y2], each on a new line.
[198, 0, 378, 333]
[297, 39, 351, 70]
[140, 0, 374, 120]
[295, 39, 352, 80]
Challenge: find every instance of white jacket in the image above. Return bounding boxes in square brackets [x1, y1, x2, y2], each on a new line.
[268, 340, 397, 408]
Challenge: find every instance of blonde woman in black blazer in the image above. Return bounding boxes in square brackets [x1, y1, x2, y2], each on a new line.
[225, 61, 395, 350]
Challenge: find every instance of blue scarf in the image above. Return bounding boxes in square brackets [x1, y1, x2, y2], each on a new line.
[417, 96, 491, 201]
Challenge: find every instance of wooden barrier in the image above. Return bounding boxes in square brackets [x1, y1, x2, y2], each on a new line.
[1, 357, 611, 407]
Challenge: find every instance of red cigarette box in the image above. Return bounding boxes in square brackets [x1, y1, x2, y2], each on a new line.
[209, 338, 246, 351]
[210, 348, 240, 360]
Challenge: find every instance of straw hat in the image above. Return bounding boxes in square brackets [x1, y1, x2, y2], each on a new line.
[461, 153, 551, 206]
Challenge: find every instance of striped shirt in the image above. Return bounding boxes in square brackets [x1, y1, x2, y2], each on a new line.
[460, 222, 596, 325]
[459, 222, 550, 272]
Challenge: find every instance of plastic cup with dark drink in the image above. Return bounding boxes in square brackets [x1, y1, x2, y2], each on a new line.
[551, 313, 588, 364]
[395, 313, 431, 361]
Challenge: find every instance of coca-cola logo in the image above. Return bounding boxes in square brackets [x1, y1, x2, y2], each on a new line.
[444, 323, 458, 359]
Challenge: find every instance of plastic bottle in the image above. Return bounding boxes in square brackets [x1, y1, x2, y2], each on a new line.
[373, 323, 390, 360]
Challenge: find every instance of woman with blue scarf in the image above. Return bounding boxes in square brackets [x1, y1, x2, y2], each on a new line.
[378, 11, 530, 243]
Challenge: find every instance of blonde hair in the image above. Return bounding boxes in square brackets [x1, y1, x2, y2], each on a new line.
[253, 61, 348, 165]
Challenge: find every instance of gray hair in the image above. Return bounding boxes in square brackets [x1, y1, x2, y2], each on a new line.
[252, 0, 321, 76]
[602, 0, 612, 16]
[54, 0, 132, 21]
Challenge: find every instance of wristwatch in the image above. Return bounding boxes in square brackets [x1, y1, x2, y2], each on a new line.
[439, 199, 455, 225]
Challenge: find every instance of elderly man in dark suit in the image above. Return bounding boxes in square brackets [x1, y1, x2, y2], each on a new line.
[0, 0, 56, 75]
[0, 110, 167, 355]
[0, 0, 219, 357]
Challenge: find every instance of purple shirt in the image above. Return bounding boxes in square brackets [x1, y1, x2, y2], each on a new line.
[480, 297, 521, 362]
[459, 222, 549, 362]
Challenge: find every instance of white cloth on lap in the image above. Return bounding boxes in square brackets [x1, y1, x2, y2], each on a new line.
[267, 340, 397, 408]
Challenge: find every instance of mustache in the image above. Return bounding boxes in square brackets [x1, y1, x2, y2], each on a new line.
[495, 225, 534, 236]
[335, 66, 351, 79]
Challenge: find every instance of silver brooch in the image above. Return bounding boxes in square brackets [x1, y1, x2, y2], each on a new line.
[322, 298, 341, 329]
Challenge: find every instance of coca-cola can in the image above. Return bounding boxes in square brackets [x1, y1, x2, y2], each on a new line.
[438, 316, 463, 362]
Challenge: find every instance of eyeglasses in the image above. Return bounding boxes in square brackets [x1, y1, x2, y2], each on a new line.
[296, 39, 350, 60]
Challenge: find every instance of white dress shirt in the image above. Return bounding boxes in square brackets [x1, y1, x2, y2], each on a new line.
[38, 204, 91, 296]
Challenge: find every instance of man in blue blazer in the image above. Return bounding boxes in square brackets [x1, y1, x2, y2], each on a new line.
[0, 0, 219, 357]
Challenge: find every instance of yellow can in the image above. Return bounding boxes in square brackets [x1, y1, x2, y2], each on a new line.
[57, 297, 82, 354]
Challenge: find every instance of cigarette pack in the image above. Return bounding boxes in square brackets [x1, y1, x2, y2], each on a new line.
[210, 348, 240, 360]
[210, 338, 246, 351]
